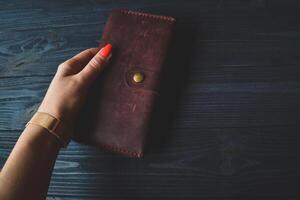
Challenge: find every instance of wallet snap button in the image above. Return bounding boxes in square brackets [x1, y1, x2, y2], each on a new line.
[133, 72, 144, 83]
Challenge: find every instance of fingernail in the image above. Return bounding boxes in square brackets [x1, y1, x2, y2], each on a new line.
[99, 43, 112, 59]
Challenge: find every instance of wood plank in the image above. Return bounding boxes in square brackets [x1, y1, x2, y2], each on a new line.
[0, 76, 300, 131]
[1, 0, 300, 77]
[1, 126, 300, 198]
[2, 36, 300, 77]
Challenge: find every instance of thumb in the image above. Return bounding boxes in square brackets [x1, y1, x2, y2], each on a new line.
[77, 44, 112, 85]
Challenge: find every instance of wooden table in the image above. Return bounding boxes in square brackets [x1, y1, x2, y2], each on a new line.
[1, 0, 300, 199]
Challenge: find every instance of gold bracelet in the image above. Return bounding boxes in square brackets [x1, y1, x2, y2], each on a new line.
[25, 112, 71, 147]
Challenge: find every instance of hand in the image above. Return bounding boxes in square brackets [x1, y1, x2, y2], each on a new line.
[38, 46, 111, 127]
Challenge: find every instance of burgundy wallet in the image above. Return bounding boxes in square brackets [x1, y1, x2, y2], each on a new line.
[75, 9, 176, 157]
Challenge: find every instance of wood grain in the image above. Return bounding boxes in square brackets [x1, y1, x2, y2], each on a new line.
[1, 0, 300, 199]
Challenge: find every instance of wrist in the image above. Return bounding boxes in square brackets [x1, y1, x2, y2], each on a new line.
[26, 112, 73, 147]
[23, 124, 62, 150]
[38, 102, 65, 121]
[38, 100, 76, 126]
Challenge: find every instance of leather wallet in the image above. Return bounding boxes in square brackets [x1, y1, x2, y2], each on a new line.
[75, 9, 176, 157]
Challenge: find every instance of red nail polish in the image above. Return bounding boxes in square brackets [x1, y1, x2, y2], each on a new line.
[99, 43, 112, 59]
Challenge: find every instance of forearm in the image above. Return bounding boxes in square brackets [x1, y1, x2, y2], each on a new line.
[0, 124, 61, 200]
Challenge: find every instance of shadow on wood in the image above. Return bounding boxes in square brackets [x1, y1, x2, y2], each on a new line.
[144, 20, 200, 155]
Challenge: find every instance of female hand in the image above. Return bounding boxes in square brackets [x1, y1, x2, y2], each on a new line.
[38, 44, 112, 127]
[0, 45, 112, 200]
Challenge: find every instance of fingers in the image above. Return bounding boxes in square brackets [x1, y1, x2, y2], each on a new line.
[77, 47, 111, 86]
[59, 48, 99, 75]
[58, 45, 112, 88]
[69, 48, 99, 66]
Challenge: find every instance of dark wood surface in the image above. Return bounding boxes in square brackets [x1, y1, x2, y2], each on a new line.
[1, 0, 300, 199]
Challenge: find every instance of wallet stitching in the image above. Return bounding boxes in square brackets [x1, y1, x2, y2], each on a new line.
[120, 9, 175, 23]
[100, 142, 143, 158]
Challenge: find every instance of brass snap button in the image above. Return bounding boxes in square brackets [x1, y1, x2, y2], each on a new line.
[133, 72, 144, 83]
